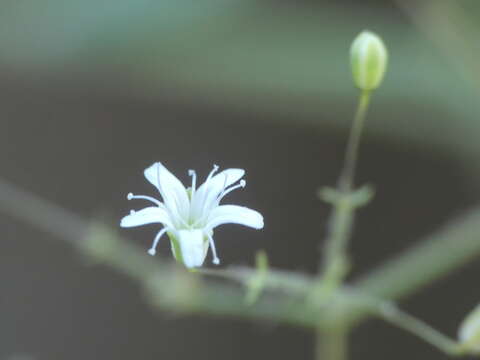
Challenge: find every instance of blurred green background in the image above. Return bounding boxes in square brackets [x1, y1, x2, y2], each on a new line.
[1, 0, 480, 359]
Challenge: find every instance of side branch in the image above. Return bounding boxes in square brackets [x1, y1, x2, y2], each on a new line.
[0, 178, 318, 327]
[1, 178, 480, 334]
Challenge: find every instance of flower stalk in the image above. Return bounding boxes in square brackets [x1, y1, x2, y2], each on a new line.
[319, 89, 373, 288]
[316, 326, 349, 360]
[338, 90, 372, 192]
[314, 31, 386, 359]
[319, 30, 387, 290]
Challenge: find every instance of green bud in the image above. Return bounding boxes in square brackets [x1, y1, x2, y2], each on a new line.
[458, 303, 480, 354]
[350, 30, 388, 90]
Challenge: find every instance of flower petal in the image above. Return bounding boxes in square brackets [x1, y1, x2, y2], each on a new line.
[144, 162, 190, 221]
[206, 204, 264, 230]
[173, 229, 209, 268]
[120, 206, 172, 228]
[190, 168, 245, 218]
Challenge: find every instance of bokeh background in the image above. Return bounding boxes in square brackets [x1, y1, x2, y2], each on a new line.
[0, 0, 479, 359]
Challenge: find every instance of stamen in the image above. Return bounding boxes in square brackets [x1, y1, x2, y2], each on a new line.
[188, 169, 197, 197]
[196, 171, 229, 226]
[148, 228, 168, 256]
[221, 172, 228, 192]
[208, 234, 220, 265]
[205, 164, 219, 184]
[156, 162, 162, 192]
[216, 179, 246, 204]
[127, 193, 163, 207]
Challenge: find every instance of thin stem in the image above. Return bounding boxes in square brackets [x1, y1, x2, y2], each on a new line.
[338, 90, 372, 192]
[376, 302, 463, 356]
[316, 327, 349, 360]
[353, 206, 480, 308]
[0, 177, 319, 327]
[319, 90, 373, 284]
[5, 175, 480, 355]
[319, 201, 354, 288]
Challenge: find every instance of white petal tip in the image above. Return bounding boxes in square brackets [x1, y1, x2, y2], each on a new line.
[247, 212, 264, 230]
[127, 192, 133, 200]
[148, 248, 156, 256]
[254, 213, 265, 229]
[257, 217, 265, 229]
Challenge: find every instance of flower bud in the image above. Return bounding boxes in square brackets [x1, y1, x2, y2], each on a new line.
[350, 30, 388, 90]
[458, 303, 480, 354]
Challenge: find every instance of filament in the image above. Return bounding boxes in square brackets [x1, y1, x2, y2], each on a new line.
[127, 193, 163, 207]
[148, 228, 168, 256]
[216, 180, 246, 204]
[208, 234, 220, 265]
[188, 169, 197, 198]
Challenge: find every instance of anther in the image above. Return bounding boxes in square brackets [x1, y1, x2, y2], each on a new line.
[127, 192, 134, 200]
[205, 164, 220, 184]
[188, 169, 197, 195]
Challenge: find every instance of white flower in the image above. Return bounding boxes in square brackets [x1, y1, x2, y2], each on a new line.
[120, 162, 264, 268]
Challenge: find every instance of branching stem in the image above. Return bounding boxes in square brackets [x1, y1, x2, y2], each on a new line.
[320, 90, 372, 288]
[375, 302, 464, 356]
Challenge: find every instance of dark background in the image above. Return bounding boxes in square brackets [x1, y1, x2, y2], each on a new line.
[0, 0, 479, 359]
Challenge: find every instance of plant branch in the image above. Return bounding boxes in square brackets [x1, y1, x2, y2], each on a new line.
[374, 302, 464, 356]
[355, 206, 480, 301]
[316, 327, 349, 360]
[0, 177, 321, 326]
[338, 90, 371, 192]
[318, 90, 373, 291]
[2, 178, 480, 349]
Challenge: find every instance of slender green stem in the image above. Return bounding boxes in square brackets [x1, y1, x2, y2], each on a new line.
[338, 90, 371, 192]
[319, 201, 354, 289]
[320, 90, 372, 285]
[316, 327, 349, 360]
[375, 302, 463, 356]
[353, 206, 480, 306]
[3, 173, 480, 356]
